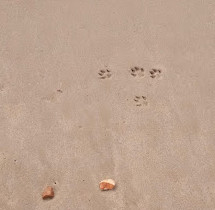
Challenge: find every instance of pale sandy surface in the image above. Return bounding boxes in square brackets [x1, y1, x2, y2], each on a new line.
[0, 1, 215, 209]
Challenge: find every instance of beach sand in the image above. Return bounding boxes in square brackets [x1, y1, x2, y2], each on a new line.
[0, 1, 215, 209]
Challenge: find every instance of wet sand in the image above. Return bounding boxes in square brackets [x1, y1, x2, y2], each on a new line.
[0, 1, 215, 209]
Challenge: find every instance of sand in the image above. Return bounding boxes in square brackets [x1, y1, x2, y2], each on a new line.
[0, 0, 215, 209]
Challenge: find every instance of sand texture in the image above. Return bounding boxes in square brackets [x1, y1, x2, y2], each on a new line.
[0, 0, 215, 209]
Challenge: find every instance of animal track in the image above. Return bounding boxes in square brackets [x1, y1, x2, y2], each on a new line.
[149, 68, 162, 78]
[98, 69, 112, 79]
[134, 96, 148, 106]
[130, 66, 145, 77]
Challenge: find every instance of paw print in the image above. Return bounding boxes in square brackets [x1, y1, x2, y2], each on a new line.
[134, 96, 148, 106]
[149, 68, 162, 78]
[98, 69, 112, 79]
[130, 66, 145, 77]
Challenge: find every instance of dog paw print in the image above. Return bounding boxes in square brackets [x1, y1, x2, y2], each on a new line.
[130, 66, 145, 77]
[149, 68, 162, 78]
[134, 96, 148, 106]
[98, 69, 112, 79]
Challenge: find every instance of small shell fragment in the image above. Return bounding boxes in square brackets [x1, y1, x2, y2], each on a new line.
[42, 186, 54, 199]
[99, 179, 115, 191]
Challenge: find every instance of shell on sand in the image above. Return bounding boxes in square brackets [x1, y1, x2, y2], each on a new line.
[99, 179, 115, 191]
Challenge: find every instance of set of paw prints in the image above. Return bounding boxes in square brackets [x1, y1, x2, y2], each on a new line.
[97, 69, 112, 79]
[129, 66, 162, 79]
[98, 66, 163, 107]
[133, 95, 148, 107]
[97, 66, 162, 80]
